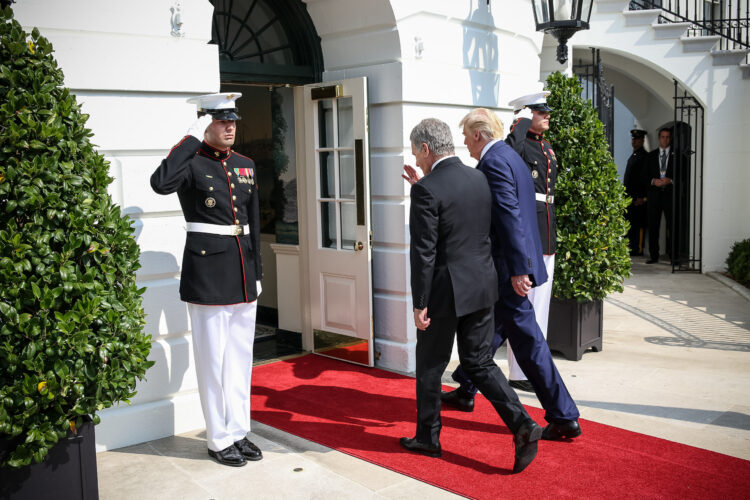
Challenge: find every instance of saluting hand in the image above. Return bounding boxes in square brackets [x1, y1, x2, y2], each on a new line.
[186, 114, 214, 141]
[402, 165, 420, 186]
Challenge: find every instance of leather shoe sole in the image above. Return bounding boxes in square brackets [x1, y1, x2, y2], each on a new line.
[513, 421, 543, 474]
[208, 446, 246, 467]
[509, 380, 535, 393]
[542, 420, 582, 441]
[440, 389, 475, 412]
[399, 437, 442, 458]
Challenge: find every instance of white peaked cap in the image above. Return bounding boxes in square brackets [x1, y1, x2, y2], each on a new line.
[508, 91, 552, 112]
[186, 92, 242, 111]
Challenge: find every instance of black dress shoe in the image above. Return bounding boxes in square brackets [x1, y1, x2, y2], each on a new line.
[440, 389, 475, 412]
[208, 445, 246, 467]
[646, 259, 658, 264]
[234, 438, 263, 461]
[509, 380, 535, 393]
[513, 420, 543, 473]
[542, 420, 582, 440]
[399, 437, 442, 458]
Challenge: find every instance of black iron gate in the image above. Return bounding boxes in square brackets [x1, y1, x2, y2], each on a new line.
[573, 48, 615, 154]
[671, 81, 704, 272]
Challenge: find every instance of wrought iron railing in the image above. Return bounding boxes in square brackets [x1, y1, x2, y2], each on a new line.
[630, 0, 749, 62]
[573, 48, 615, 154]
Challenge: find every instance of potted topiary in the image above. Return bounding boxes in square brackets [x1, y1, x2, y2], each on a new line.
[0, 6, 153, 497]
[543, 72, 631, 360]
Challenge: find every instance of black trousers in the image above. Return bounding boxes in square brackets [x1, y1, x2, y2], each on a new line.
[414, 306, 530, 446]
[647, 189, 673, 261]
[626, 203, 647, 254]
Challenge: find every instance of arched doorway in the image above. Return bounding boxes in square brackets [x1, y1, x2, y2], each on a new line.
[210, 0, 324, 360]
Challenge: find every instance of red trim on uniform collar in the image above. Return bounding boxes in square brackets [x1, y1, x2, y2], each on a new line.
[526, 130, 545, 141]
[199, 141, 232, 161]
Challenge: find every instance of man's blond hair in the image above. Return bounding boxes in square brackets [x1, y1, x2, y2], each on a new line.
[459, 108, 504, 141]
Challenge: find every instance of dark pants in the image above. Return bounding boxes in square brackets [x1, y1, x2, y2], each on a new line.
[626, 202, 647, 254]
[415, 306, 530, 446]
[452, 289, 580, 424]
[647, 189, 673, 261]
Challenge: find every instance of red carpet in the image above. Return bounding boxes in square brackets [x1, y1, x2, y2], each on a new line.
[251, 354, 750, 499]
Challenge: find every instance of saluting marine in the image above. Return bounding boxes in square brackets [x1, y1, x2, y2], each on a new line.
[150, 92, 263, 467]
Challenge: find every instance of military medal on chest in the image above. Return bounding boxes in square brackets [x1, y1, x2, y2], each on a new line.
[234, 167, 254, 185]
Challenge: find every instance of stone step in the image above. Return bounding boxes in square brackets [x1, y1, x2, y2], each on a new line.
[741, 64, 750, 80]
[652, 22, 691, 40]
[680, 35, 721, 53]
[711, 49, 750, 67]
[623, 9, 661, 27]
[595, 0, 630, 14]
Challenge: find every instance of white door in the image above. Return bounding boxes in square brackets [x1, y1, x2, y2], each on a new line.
[302, 77, 373, 367]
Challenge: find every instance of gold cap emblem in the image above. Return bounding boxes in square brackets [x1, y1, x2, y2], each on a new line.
[205, 197, 216, 208]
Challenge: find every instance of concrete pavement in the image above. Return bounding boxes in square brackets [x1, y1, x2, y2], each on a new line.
[96, 259, 750, 499]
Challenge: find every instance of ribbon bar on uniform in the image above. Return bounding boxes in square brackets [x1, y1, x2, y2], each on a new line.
[535, 193, 554, 204]
[186, 222, 250, 236]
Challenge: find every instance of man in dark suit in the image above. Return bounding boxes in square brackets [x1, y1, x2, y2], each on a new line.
[402, 118, 542, 474]
[441, 108, 581, 441]
[646, 127, 675, 264]
[624, 129, 649, 256]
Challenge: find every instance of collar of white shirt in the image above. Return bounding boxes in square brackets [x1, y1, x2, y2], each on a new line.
[480, 139, 501, 160]
[660, 147, 670, 157]
[431, 154, 456, 170]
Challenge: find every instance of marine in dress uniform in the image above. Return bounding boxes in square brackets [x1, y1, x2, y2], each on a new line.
[150, 93, 263, 467]
[443, 107, 581, 442]
[623, 129, 649, 256]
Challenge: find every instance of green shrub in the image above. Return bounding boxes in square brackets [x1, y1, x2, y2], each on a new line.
[0, 7, 153, 467]
[545, 72, 631, 301]
[726, 238, 750, 288]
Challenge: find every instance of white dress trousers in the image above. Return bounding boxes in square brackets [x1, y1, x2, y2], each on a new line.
[507, 254, 555, 381]
[188, 301, 257, 452]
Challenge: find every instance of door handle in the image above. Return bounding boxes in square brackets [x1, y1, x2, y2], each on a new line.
[355, 241, 364, 251]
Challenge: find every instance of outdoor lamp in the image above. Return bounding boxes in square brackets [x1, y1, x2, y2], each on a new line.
[532, 0, 594, 64]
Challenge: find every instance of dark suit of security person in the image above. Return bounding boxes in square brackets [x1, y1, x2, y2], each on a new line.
[400, 118, 542, 474]
[151, 93, 263, 468]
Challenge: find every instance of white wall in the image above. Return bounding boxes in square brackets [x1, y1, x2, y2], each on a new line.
[306, 0, 545, 373]
[14, 0, 219, 451]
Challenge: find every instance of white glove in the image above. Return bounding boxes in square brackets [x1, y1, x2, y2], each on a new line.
[256, 280, 262, 297]
[186, 114, 214, 141]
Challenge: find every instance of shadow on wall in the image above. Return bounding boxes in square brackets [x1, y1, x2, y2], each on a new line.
[130, 209, 190, 404]
[464, 0, 499, 106]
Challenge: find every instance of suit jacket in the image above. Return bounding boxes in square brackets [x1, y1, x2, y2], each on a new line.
[624, 146, 649, 200]
[409, 156, 498, 318]
[646, 148, 676, 196]
[477, 141, 548, 290]
[151, 136, 262, 305]
[505, 117, 558, 255]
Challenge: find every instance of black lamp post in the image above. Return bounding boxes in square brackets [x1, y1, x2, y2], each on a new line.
[532, 0, 594, 64]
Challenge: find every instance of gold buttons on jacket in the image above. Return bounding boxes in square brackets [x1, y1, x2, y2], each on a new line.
[233, 207, 238, 212]
[209, 186, 214, 191]
[201, 250, 206, 255]
[231, 184, 235, 188]
[232, 195, 236, 200]
[532, 170, 539, 179]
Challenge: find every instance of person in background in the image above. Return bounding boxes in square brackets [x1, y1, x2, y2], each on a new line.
[624, 129, 649, 257]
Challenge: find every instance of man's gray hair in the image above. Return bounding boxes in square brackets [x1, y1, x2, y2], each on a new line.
[409, 118, 455, 156]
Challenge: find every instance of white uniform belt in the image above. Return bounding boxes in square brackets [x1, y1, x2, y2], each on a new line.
[186, 222, 250, 236]
[536, 193, 554, 204]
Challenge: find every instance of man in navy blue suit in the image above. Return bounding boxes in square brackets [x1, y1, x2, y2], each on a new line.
[441, 108, 581, 440]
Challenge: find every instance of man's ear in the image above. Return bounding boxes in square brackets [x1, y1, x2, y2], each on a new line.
[421, 143, 429, 155]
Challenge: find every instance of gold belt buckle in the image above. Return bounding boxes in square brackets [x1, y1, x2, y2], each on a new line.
[232, 225, 242, 236]
[546, 195, 554, 204]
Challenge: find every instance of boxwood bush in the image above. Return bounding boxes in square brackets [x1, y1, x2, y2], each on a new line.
[545, 72, 631, 301]
[0, 7, 153, 467]
[726, 238, 750, 288]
